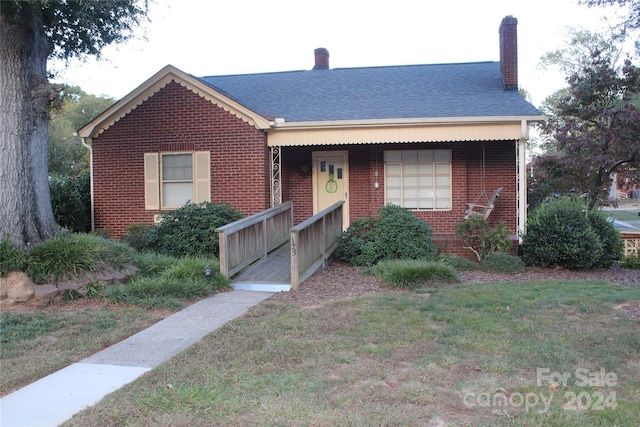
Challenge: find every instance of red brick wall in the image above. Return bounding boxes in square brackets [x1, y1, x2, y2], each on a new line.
[282, 141, 518, 256]
[499, 16, 518, 90]
[92, 81, 270, 238]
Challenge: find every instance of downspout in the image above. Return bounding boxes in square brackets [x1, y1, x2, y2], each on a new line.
[77, 134, 95, 231]
[517, 120, 528, 245]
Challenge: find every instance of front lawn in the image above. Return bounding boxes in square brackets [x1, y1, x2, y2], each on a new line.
[63, 280, 640, 427]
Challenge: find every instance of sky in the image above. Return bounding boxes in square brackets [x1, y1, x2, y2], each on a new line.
[51, 0, 627, 108]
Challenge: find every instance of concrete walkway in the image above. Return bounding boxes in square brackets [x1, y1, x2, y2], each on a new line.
[0, 290, 273, 427]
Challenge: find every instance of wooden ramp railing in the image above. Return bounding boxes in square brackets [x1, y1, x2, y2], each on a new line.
[215, 202, 293, 278]
[290, 201, 344, 289]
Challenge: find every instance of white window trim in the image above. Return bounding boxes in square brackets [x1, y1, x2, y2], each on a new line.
[160, 152, 195, 210]
[384, 149, 452, 211]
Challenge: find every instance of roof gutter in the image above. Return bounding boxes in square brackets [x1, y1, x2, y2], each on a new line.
[78, 135, 95, 231]
[268, 115, 546, 130]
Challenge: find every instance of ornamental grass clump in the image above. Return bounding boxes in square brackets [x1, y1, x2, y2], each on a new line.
[25, 233, 136, 283]
[105, 257, 229, 309]
[0, 240, 27, 277]
[371, 259, 460, 289]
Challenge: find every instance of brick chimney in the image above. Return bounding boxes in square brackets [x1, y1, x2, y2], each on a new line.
[313, 48, 329, 70]
[499, 16, 518, 90]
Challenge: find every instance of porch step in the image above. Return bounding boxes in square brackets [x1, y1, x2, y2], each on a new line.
[232, 282, 291, 292]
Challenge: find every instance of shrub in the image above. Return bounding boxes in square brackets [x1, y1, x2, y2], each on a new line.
[0, 240, 27, 277]
[481, 252, 525, 274]
[336, 204, 436, 266]
[522, 197, 603, 270]
[146, 202, 243, 258]
[586, 209, 623, 268]
[376, 204, 437, 261]
[121, 223, 154, 252]
[437, 253, 478, 271]
[455, 217, 512, 262]
[335, 217, 381, 266]
[371, 259, 460, 289]
[49, 172, 91, 233]
[26, 233, 136, 283]
[619, 254, 640, 270]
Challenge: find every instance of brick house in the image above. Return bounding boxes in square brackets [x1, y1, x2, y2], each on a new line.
[78, 16, 543, 256]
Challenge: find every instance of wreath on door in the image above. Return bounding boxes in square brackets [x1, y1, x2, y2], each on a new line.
[325, 174, 338, 193]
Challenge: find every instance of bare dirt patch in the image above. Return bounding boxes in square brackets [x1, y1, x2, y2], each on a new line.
[615, 302, 640, 318]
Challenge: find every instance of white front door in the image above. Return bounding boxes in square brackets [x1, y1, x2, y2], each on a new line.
[312, 151, 349, 228]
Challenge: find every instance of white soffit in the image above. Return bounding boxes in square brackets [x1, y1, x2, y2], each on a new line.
[266, 119, 542, 147]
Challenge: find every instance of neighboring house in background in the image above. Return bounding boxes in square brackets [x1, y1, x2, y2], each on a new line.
[609, 172, 640, 202]
[78, 16, 544, 257]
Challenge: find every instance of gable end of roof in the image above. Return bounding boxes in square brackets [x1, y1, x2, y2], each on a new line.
[78, 65, 270, 138]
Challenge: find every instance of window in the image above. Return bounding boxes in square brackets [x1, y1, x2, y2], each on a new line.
[162, 153, 193, 208]
[144, 151, 211, 210]
[384, 150, 451, 209]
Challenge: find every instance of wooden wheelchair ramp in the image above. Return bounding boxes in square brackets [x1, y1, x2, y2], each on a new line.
[231, 243, 292, 292]
[215, 201, 344, 292]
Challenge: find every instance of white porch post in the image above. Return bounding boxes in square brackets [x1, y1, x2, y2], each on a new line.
[270, 146, 282, 207]
[517, 120, 528, 243]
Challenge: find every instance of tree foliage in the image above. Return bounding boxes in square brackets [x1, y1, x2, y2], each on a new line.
[539, 30, 624, 76]
[49, 171, 91, 233]
[1, 0, 148, 61]
[535, 27, 640, 207]
[48, 86, 114, 177]
[579, 0, 640, 32]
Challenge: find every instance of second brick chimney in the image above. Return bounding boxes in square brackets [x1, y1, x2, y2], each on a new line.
[499, 16, 518, 90]
[313, 48, 330, 70]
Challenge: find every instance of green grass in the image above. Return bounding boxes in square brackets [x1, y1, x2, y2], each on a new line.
[63, 280, 640, 427]
[1, 234, 231, 395]
[0, 306, 170, 395]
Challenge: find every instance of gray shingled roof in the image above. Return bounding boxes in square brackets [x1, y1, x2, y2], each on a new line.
[197, 61, 542, 123]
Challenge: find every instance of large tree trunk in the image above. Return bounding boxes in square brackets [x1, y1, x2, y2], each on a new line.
[0, 10, 58, 249]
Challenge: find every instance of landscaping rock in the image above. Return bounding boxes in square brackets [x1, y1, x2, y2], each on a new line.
[3, 271, 35, 302]
[1, 266, 135, 308]
[91, 267, 128, 284]
[0, 298, 16, 309]
[58, 281, 84, 292]
[33, 284, 60, 300]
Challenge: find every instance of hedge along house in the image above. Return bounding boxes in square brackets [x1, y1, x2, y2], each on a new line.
[78, 16, 544, 257]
